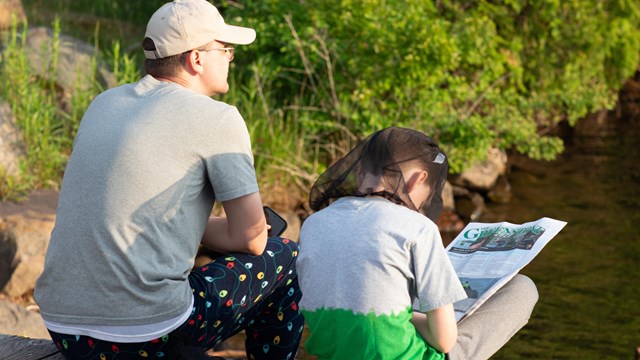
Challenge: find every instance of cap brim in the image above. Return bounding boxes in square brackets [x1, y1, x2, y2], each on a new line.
[216, 24, 256, 45]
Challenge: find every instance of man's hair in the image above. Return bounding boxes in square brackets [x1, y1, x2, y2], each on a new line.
[142, 37, 189, 78]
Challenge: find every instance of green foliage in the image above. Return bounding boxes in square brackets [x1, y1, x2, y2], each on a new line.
[225, 0, 640, 172]
[222, 60, 323, 208]
[0, 17, 140, 199]
[0, 18, 67, 193]
[4, 0, 640, 202]
[21, 0, 165, 48]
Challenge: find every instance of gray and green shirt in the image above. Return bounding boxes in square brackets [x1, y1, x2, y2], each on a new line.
[298, 197, 467, 359]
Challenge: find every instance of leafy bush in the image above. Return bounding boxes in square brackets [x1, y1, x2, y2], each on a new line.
[224, 0, 640, 172]
[4, 0, 640, 205]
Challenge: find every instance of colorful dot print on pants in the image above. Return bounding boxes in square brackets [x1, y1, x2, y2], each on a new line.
[48, 237, 304, 359]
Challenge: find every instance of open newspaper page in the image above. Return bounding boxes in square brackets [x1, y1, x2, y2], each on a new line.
[447, 217, 567, 322]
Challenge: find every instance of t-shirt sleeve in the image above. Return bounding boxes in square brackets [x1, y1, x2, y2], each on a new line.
[204, 105, 259, 202]
[412, 222, 467, 312]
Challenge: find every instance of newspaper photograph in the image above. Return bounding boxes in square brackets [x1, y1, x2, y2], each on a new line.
[446, 217, 567, 322]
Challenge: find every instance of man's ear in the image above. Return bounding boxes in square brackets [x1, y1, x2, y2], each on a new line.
[186, 50, 205, 75]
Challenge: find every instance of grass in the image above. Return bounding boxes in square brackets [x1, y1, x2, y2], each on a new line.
[223, 61, 327, 210]
[0, 10, 324, 208]
[3, 3, 638, 358]
[0, 19, 65, 196]
[0, 17, 139, 200]
[20, 0, 163, 51]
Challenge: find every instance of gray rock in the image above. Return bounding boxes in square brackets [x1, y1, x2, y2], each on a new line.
[0, 299, 49, 339]
[487, 174, 513, 204]
[442, 181, 455, 211]
[0, 229, 18, 291]
[0, 190, 57, 297]
[24, 26, 116, 111]
[0, 101, 25, 178]
[452, 185, 486, 222]
[618, 77, 640, 119]
[2, 254, 44, 297]
[451, 148, 508, 191]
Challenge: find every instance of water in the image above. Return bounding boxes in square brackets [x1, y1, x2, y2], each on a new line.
[482, 113, 640, 359]
[200, 113, 640, 359]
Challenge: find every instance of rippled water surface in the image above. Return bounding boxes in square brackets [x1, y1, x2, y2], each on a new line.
[223, 115, 639, 359]
[484, 114, 640, 359]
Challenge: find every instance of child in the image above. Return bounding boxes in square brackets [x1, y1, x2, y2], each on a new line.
[297, 127, 467, 359]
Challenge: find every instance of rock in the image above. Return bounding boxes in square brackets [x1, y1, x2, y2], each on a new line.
[2, 254, 44, 297]
[450, 148, 508, 191]
[574, 109, 610, 136]
[0, 228, 18, 291]
[0, 190, 57, 297]
[452, 185, 486, 222]
[281, 210, 301, 242]
[441, 181, 455, 211]
[436, 209, 465, 234]
[435, 181, 463, 234]
[619, 76, 640, 119]
[0, 0, 26, 32]
[0, 101, 25, 178]
[24, 27, 116, 111]
[0, 299, 49, 339]
[487, 174, 512, 204]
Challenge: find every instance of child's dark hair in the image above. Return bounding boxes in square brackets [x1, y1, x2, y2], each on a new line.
[309, 126, 448, 221]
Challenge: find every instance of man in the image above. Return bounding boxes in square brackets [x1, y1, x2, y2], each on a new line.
[34, 1, 304, 359]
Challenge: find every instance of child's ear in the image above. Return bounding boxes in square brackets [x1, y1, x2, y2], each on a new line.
[406, 170, 429, 192]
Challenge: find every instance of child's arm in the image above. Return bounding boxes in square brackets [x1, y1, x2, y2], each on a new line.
[411, 303, 458, 353]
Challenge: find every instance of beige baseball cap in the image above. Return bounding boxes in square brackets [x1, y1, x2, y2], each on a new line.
[144, 0, 256, 59]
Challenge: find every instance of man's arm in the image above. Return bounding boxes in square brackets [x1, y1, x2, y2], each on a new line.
[201, 192, 268, 255]
[411, 304, 458, 354]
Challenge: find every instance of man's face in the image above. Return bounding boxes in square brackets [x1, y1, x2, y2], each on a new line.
[201, 41, 235, 95]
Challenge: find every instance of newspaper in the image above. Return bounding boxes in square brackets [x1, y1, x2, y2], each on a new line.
[446, 217, 567, 322]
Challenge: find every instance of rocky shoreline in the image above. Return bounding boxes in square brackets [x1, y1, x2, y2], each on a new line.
[0, 151, 508, 341]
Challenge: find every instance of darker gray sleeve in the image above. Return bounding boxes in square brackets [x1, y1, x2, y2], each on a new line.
[412, 223, 468, 312]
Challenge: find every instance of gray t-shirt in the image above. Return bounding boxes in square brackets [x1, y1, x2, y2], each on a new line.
[299, 197, 466, 315]
[34, 75, 259, 326]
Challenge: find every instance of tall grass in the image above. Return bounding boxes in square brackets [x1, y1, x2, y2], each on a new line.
[0, 16, 321, 208]
[224, 61, 323, 211]
[21, 0, 164, 51]
[0, 18, 65, 195]
[1, 4, 331, 208]
[0, 18, 139, 200]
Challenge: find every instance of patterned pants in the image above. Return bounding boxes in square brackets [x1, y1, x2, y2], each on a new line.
[48, 237, 304, 360]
